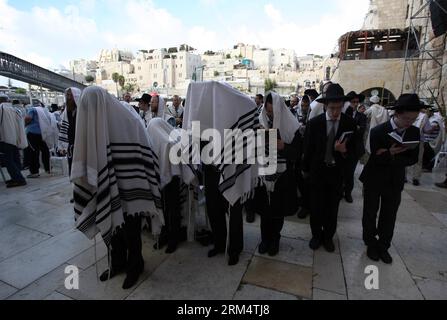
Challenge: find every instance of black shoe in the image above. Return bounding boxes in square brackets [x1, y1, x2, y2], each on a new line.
[309, 237, 321, 251]
[70, 198, 74, 204]
[246, 211, 255, 223]
[297, 207, 309, 219]
[435, 181, 447, 189]
[379, 249, 393, 264]
[99, 268, 124, 282]
[153, 234, 168, 250]
[412, 179, 420, 186]
[122, 261, 144, 289]
[165, 241, 178, 254]
[268, 241, 280, 257]
[258, 242, 269, 255]
[345, 193, 353, 203]
[208, 248, 224, 258]
[228, 254, 239, 266]
[6, 181, 27, 188]
[323, 239, 335, 253]
[367, 246, 380, 262]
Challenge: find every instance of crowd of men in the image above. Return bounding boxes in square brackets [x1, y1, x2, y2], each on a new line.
[0, 81, 446, 290]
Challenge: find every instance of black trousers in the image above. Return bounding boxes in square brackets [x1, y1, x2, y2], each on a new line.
[204, 165, 243, 256]
[109, 214, 143, 275]
[0, 142, 26, 183]
[255, 186, 285, 245]
[422, 142, 436, 170]
[297, 172, 311, 210]
[161, 177, 182, 245]
[310, 167, 343, 241]
[362, 185, 402, 251]
[27, 133, 50, 174]
[343, 158, 358, 196]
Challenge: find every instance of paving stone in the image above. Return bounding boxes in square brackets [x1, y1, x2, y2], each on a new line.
[432, 213, 447, 228]
[0, 229, 92, 289]
[254, 237, 313, 267]
[127, 243, 249, 300]
[393, 223, 447, 282]
[396, 198, 441, 227]
[243, 225, 261, 254]
[0, 224, 51, 262]
[0, 281, 17, 300]
[313, 288, 347, 300]
[339, 236, 423, 300]
[415, 278, 447, 300]
[8, 264, 70, 300]
[405, 189, 447, 214]
[234, 284, 298, 300]
[242, 256, 312, 299]
[313, 250, 346, 295]
[44, 291, 73, 300]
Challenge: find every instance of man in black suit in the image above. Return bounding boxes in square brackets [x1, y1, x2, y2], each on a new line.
[343, 91, 367, 203]
[303, 84, 358, 252]
[360, 94, 422, 264]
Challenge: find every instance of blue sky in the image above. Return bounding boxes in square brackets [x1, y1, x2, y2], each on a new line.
[1, 0, 369, 85]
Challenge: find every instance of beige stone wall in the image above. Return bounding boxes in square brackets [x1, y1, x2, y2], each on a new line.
[364, 0, 409, 30]
[332, 58, 417, 99]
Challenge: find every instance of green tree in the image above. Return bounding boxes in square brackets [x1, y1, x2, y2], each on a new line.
[264, 78, 277, 92]
[123, 83, 136, 94]
[15, 88, 27, 95]
[214, 71, 220, 77]
[226, 53, 231, 59]
[85, 75, 95, 83]
[118, 75, 126, 88]
[112, 72, 120, 97]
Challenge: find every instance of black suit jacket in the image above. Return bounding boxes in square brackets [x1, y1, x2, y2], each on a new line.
[359, 121, 420, 191]
[302, 113, 358, 184]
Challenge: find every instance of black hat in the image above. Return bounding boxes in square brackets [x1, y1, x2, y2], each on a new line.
[304, 89, 319, 99]
[136, 93, 151, 104]
[316, 84, 350, 104]
[388, 94, 426, 112]
[346, 91, 366, 103]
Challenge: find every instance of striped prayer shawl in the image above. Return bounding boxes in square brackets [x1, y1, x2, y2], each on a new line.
[183, 81, 261, 206]
[71, 87, 163, 247]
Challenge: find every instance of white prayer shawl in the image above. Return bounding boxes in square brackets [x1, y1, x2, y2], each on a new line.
[0, 103, 28, 149]
[59, 87, 82, 151]
[153, 96, 175, 124]
[365, 103, 390, 153]
[429, 114, 446, 153]
[167, 104, 184, 119]
[35, 107, 59, 149]
[71, 86, 164, 247]
[121, 101, 145, 124]
[259, 92, 300, 192]
[183, 81, 261, 206]
[308, 95, 325, 120]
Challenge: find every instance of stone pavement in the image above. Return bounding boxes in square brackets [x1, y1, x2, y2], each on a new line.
[0, 167, 446, 300]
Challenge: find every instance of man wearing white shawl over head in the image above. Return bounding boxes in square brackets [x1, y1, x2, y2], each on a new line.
[150, 94, 176, 127]
[183, 81, 260, 266]
[256, 92, 302, 256]
[0, 95, 28, 188]
[71, 86, 163, 289]
[364, 95, 390, 154]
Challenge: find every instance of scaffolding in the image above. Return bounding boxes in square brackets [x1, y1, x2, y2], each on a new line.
[401, 0, 447, 111]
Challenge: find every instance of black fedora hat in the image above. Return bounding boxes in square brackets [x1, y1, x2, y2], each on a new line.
[304, 89, 319, 99]
[136, 93, 151, 104]
[316, 83, 350, 104]
[388, 94, 426, 112]
[346, 91, 366, 103]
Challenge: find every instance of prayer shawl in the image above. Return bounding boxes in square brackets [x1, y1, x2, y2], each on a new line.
[364, 103, 390, 153]
[413, 112, 429, 142]
[167, 104, 184, 119]
[183, 81, 260, 206]
[152, 96, 175, 124]
[147, 118, 197, 233]
[428, 114, 445, 153]
[259, 92, 300, 192]
[0, 103, 28, 149]
[71, 86, 164, 247]
[121, 101, 145, 124]
[35, 107, 59, 149]
[59, 87, 82, 151]
[308, 95, 325, 120]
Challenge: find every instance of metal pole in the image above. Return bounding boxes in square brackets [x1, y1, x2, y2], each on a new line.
[401, 0, 416, 94]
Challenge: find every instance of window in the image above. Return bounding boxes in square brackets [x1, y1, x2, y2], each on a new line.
[138, 67, 141, 70]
